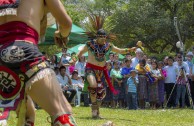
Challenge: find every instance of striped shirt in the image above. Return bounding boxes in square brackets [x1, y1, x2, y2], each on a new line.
[127, 77, 139, 93]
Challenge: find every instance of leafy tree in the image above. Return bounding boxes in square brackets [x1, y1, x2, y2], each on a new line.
[108, 0, 194, 54]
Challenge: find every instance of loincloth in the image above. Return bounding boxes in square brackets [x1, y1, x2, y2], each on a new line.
[84, 63, 118, 95]
[0, 21, 48, 121]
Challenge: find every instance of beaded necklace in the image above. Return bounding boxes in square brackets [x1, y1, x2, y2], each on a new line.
[87, 40, 112, 62]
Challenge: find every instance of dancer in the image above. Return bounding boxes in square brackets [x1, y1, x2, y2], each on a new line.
[0, 0, 77, 126]
[78, 29, 137, 118]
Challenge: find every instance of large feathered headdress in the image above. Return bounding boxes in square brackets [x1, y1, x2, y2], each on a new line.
[85, 14, 117, 41]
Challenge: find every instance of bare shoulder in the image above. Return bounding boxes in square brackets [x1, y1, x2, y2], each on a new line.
[0, 0, 45, 33]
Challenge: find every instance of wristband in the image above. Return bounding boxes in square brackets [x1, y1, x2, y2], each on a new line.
[125, 48, 130, 53]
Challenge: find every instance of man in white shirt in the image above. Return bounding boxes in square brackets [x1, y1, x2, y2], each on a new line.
[57, 66, 77, 103]
[131, 48, 143, 68]
[173, 54, 190, 76]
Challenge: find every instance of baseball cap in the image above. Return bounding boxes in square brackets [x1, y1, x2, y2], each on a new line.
[130, 68, 137, 73]
[186, 51, 193, 56]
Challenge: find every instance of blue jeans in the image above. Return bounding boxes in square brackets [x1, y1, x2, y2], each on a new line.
[126, 92, 138, 110]
[176, 85, 186, 107]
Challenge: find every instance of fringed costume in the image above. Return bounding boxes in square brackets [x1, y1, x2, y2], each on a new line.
[83, 40, 117, 118]
[0, 1, 77, 124]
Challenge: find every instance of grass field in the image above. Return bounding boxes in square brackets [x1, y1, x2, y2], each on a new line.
[7, 107, 194, 126]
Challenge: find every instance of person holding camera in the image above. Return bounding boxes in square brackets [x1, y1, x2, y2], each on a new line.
[175, 68, 187, 108]
[174, 55, 190, 107]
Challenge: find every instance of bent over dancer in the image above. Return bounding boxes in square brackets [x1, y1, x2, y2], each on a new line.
[0, 0, 77, 126]
[78, 29, 137, 118]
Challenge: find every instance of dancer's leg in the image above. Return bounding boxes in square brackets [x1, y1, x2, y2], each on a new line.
[87, 75, 98, 118]
[26, 69, 76, 125]
[25, 96, 36, 125]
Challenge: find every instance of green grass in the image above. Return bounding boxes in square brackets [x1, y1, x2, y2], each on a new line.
[7, 107, 194, 126]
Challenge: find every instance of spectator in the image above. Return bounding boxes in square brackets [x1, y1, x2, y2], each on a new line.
[114, 53, 121, 67]
[50, 54, 59, 74]
[71, 69, 84, 106]
[107, 52, 115, 66]
[185, 52, 194, 103]
[75, 55, 88, 106]
[75, 55, 86, 79]
[69, 52, 77, 75]
[131, 48, 143, 68]
[103, 61, 113, 107]
[174, 55, 190, 107]
[148, 61, 161, 109]
[175, 68, 187, 108]
[163, 56, 169, 66]
[157, 61, 166, 108]
[135, 59, 150, 109]
[57, 66, 77, 103]
[121, 59, 134, 107]
[110, 61, 124, 108]
[164, 56, 178, 108]
[191, 47, 194, 64]
[59, 48, 71, 75]
[126, 69, 139, 110]
[125, 53, 132, 60]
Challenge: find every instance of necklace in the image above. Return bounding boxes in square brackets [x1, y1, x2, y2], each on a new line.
[87, 40, 111, 62]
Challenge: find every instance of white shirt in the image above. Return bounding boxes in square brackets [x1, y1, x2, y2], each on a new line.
[151, 69, 161, 77]
[131, 57, 139, 68]
[173, 61, 190, 75]
[60, 56, 71, 75]
[71, 78, 84, 88]
[75, 61, 86, 76]
[192, 65, 194, 74]
[57, 74, 69, 87]
[164, 65, 178, 83]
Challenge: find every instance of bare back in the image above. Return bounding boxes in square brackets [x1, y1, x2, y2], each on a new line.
[0, 0, 45, 35]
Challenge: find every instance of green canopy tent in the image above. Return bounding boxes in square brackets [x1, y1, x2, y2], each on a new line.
[39, 24, 88, 46]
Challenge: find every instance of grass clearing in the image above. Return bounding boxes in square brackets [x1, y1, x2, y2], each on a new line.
[7, 107, 194, 126]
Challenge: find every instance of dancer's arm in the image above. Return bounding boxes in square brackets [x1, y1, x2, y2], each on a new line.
[77, 45, 88, 58]
[45, 0, 72, 37]
[111, 44, 137, 54]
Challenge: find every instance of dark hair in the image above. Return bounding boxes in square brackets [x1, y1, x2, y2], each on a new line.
[72, 69, 78, 75]
[109, 52, 114, 56]
[125, 58, 132, 63]
[176, 52, 183, 56]
[113, 61, 119, 65]
[139, 59, 146, 66]
[59, 66, 66, 71]
[151, 60, 158, 69]
[158, 61, 164, 66]
[168, 56, 174, 61]
[151, 56, 157, 61]
[78, 56, 85, 62]
[71, 52, 76, 56]
[62, 48, 67, 53]
[42, 52, 46, 55]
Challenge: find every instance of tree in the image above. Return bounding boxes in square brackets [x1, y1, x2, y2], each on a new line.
[108, 0, 194, 54]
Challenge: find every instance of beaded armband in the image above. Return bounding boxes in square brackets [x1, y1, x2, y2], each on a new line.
[125, 48, 130, 53]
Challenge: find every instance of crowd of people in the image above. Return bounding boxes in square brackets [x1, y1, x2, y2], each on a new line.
[47, 46, 194, 110]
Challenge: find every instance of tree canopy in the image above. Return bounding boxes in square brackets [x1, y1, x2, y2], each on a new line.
[43, 0, 194, 57]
